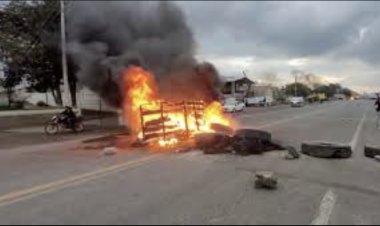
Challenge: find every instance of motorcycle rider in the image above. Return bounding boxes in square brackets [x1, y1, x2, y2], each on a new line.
[61, 106, 77, 129]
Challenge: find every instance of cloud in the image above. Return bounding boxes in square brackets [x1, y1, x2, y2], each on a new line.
[177, 1, 380, 92]
[288, 58, 309, 67]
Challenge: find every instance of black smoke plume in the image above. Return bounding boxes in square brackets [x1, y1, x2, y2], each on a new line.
[67, 1, 221, 107]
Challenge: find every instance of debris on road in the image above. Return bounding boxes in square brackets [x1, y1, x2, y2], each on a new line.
[301, 142, 352, 159]
[364, 146, 380, 158]
[284, 153, 295, 160]
[232, 129, 277, 155]
[174, 147, 192, 153]
[131, 139, 148, 148]
[374, 155, 380, 162]
[255, 171, 278, 190]
[195, 133, 232, 155]
[210, 123, 235, 136]
[194, 129, 288, 156]
[284, 146, 300, 160]
[234, 129, 272, 142]
[101, 147, 118, 156]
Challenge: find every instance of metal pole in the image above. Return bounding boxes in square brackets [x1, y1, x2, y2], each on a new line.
[99, 96, 103, 128]
[294, 74, 298, 97]
[160, 103, 166, 141]
[183, 101, 190, 138]
[60, 0, 71, 107]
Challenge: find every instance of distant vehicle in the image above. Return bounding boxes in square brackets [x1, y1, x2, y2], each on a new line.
[289, 97, 305, 107]
[245, 96, 273, 107]
[223, 98, 245, 113]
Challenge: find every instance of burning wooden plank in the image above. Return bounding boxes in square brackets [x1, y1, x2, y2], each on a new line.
[144, 117, 170, 127]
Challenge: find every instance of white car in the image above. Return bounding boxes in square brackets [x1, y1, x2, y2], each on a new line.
[289, 97, 305, 107]
[223, 98, 245, 113]
[245, 96, 273, 107]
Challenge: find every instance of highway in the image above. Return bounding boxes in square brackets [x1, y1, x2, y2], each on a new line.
[0, 100, 379, 224]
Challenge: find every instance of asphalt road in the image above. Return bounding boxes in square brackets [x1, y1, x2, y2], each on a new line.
[0, 100, 379, 225]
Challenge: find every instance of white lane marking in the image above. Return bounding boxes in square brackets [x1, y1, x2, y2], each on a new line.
[311, 190, 337, 225]
[350, 110, 368, 150]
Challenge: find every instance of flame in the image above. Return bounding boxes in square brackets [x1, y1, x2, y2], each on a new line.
[122, 66, 159, 131]
[159, 138, 178, 147]
[122, 66, 234, 147]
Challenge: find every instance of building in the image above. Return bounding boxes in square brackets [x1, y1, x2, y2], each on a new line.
[221, 76, 255, 101]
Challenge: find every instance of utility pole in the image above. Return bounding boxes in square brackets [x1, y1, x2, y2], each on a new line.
[294, 74, 298, 97]
[60, 0, 71, 107]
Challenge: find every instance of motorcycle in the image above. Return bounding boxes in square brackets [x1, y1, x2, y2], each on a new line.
[44, 111, 84, 135]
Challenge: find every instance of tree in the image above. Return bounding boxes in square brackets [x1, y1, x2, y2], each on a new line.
[314, 85, 334, 98]
[0, 65, 21, 107]
[314, 83, 344, 99]
[285, 83, 312, 97]
[342, 88, 353, 98]
[0, 1, 77, 106]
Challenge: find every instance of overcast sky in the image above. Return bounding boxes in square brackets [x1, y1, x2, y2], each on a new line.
[176, 1, 380, 93]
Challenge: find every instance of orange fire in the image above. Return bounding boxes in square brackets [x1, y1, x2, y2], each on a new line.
[122, 66, 159, 131]
[122, 66, 234, 147]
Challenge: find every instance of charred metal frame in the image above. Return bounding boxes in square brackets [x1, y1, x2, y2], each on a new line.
[139, 101, 205, 142]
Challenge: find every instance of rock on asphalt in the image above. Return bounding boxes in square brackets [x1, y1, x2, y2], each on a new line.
[255, 171, 278, 190]
[284, 146, 300, 159]
[101, 147, 118, 156]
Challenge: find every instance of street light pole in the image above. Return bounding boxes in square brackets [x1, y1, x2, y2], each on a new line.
[294, 74, 298, 97]
[60, 0, 71, 107]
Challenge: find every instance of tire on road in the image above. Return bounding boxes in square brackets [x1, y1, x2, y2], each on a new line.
[194, 133, 233, 155]
[210, 123, 235, 136]
[364, 146, 380, 158]
[234, 129, 272, 142]
[301, 142, 352, 159]
[232, 129, 273, 155]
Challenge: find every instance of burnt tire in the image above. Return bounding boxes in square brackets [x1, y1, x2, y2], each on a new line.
[364, 146, 380, 158]
[234, 129, 272, 142]
[232, 129, 272, 155]
[194, 133, 233, 155]
[210, 123, 234, 136]
[301, 142, 352, 159]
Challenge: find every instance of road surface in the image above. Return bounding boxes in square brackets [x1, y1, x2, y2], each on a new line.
[0, 100, 379, 224]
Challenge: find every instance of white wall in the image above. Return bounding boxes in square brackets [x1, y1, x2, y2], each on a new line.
[0, 93, 7, 105]
[24, 92, 58, 106]
[77, 87, 116, 112]
[0, 62, 4, 79]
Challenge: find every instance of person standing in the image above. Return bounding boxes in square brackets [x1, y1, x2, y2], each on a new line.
[375, 93, 380, 112]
